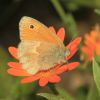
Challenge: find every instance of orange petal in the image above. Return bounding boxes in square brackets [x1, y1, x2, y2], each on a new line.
[56, 64, 68, 74]
[39, 77, 48, 87]
[96, 44, 100, 55]
[81, 46, 93, 60]
[90, 31, 99, 39]
[84, 34, 95, 44]
[49, 75, 61, 83]
[49, 26, 56, 33]
[56, 62, 79, 74]
[7, 68, 32, 76]
[57, 27, 65, 42]
[66, 37, 81, 49]
[65, 37, 81, 60]
[8, 62, 22, 69]
[21, 74, 41, 84]
[81, 46, 93, 56]
[84, 40, 95, 50]
[66, 48, 78, 60]
[8, 47, 18, 59]
[67, 62, 80, 70]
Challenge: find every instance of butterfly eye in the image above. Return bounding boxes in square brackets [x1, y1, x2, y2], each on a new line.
[30, 25, 34, 29]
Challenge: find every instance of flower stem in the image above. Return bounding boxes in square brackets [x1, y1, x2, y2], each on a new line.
[51, 0, 78, 38]
[33, 82, 41, 94]
[72, 0, 100, 9]
[48, 83, 59, 95]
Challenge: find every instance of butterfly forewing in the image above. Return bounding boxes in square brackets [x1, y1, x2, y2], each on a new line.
[19, 16, 64, 48]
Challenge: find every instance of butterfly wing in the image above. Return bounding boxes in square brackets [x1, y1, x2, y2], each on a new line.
[18, 41, 66, 74]
[18, 16, 67, 74]
[19, 16, 65, 48]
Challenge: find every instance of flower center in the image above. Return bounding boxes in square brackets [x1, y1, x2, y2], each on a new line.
[40, 65, 60, 78]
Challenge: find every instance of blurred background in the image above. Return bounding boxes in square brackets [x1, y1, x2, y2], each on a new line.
[0, 0, 100, 100]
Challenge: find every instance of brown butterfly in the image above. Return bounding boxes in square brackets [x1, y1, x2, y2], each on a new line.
[18, 16, 70, 74]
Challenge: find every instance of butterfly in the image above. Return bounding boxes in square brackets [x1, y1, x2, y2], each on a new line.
[18, 16, 70, 75]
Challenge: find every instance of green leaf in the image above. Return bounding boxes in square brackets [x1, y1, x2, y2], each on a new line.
[87, 83, 100, 100]
[93, 58, 100, 94]
[95, 55, 100, 63]
[38, 93, 61, 100]
[38, 87, 74, 100]
[56, 87, 74, 100]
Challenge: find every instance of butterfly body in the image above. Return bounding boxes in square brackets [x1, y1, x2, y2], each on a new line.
[18, 16, 69, 74]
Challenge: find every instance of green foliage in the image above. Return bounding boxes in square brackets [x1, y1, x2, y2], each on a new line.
[38, 87, 74, 100]
[62, 0, 100, 9]
[76, 87, 88, 100]
[38, 93, 61, 100]
[93, 58, 100, 94]
[51, 0, 78, 38]
[94, 9, 100, 15]
[56, 87, 74, 100]
[87, 83, 100, 100]
[95, 55, 100, 63]
[0, 47, 35, 100]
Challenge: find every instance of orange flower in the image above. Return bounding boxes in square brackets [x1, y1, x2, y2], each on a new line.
[81, 25, 100, 61]
[7, 26, 81, 87]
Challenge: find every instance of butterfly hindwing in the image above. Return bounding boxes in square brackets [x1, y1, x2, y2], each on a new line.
[18, 41, 66, 74]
